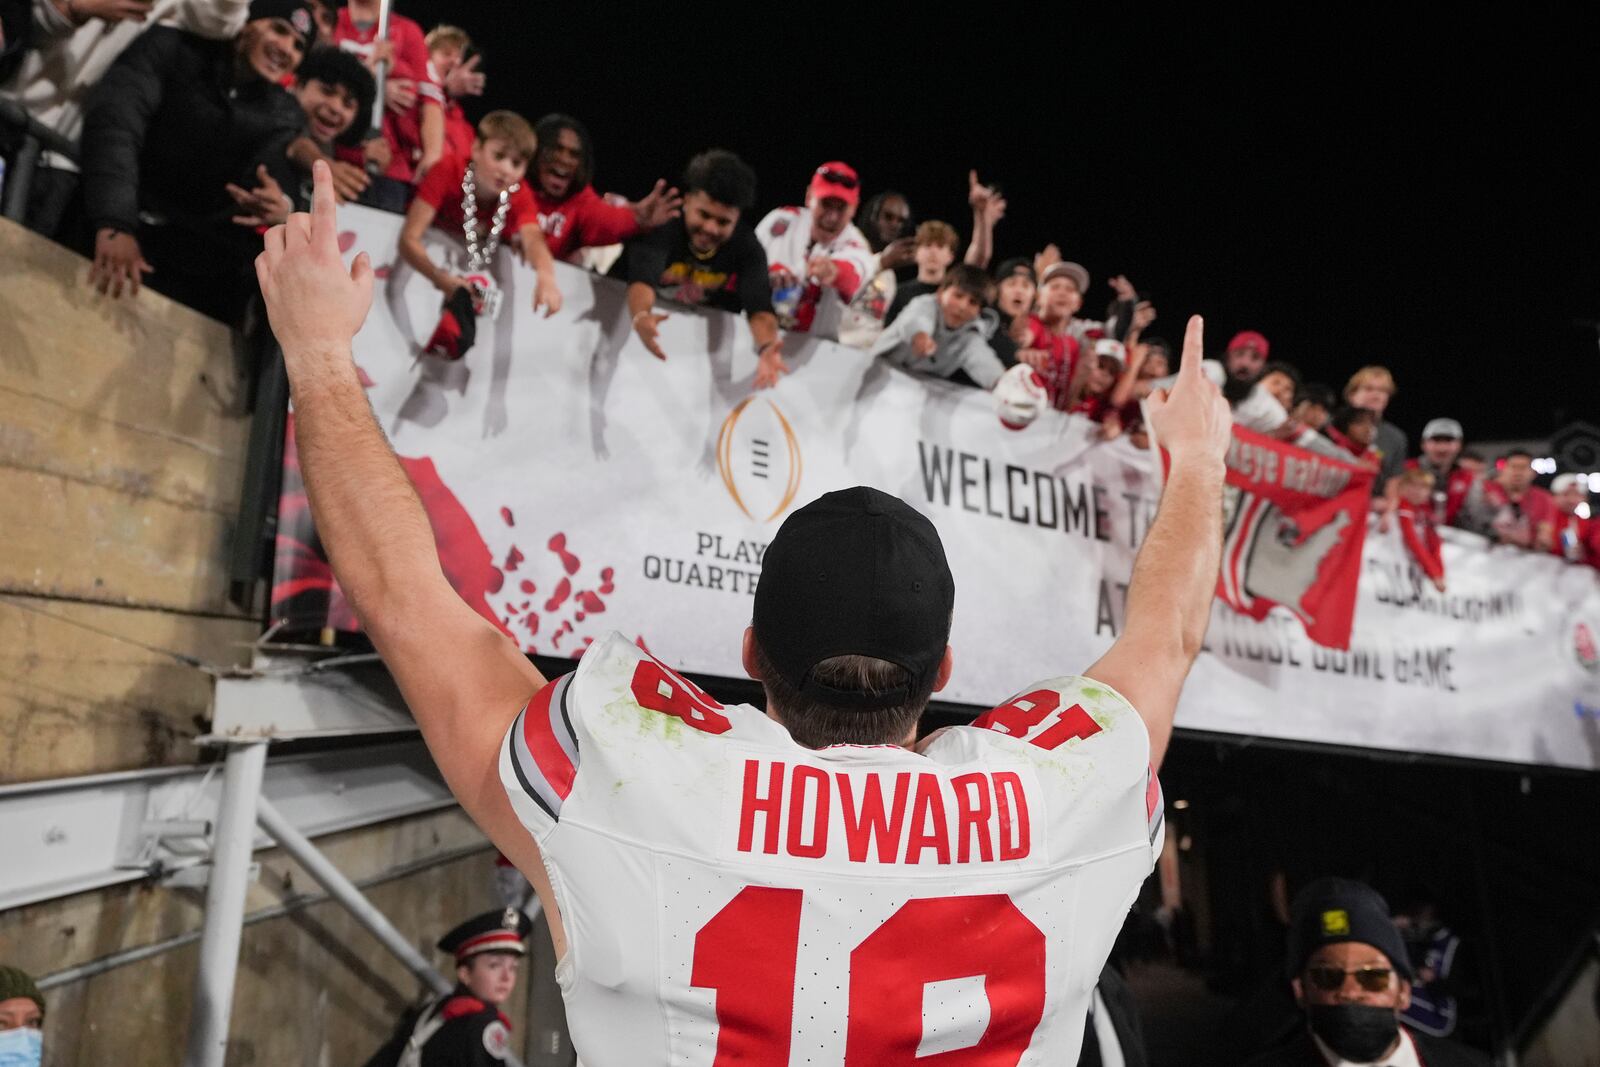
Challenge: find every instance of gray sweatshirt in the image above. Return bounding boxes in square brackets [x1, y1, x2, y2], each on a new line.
[869, 293, 1005, 388]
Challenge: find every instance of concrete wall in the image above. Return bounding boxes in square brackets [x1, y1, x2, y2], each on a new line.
[0, 217, 255, 784]
[0, 220, 570, 1064]
[3, 808, 514, 1065]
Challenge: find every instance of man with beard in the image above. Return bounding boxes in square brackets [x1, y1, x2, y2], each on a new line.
[837, 189, 914, 348]
[80, 0, 314, 323]
[1393, 418, 1488, 531]
[528, 113, 681, 262]
[612, 149, 786, 388]
[1485, 449, 1556, 549]
[1224, 329, 1271, 385]
[1244, 878, 1488, 1066]
[755, 159, 874, 340]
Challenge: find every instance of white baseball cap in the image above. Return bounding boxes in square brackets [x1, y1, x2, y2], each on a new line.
[1422, 418, 1463, 440]
[1552, 473, 1586, 494]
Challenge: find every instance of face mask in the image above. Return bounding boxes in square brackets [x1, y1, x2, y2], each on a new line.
[0, 1026, 43, 1067]
[1308, 1003, 1400, 1063]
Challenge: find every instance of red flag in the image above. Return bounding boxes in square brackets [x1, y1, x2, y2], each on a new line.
[1165, 427, 1374, 649]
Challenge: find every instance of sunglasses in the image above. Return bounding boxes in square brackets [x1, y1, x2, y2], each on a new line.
[1305, 966, 1394, 993]
[816, 167, 858, 190]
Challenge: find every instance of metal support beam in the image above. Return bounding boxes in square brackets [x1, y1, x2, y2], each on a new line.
[0, 739, 455, 911]
[255, 796, 531, 1067]
[182, 741, 268, 1067]
[255, 794, 452, 998]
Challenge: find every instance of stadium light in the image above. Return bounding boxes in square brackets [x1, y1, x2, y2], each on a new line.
[1532, 456, 1557, 474]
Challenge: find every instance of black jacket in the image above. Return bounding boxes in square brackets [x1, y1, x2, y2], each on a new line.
[362, 988, 513, 1067]
[0, 0, 33, 83]
[1241, 1023, 1491, 1067]
[80, 25, 301, 239]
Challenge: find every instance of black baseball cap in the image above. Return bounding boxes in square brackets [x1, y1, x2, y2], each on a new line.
[1285, 877, 1414, 981]
[994, 257, 1035, 283]
[753, 487, 955, 710]
[248, 0, 318, 46]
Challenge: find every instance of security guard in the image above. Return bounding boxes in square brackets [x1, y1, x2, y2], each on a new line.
[364, 908, 533, 1066]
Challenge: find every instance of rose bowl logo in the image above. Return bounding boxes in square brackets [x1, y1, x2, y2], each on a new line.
[716, 397, 802, 522]
[1574, 621, 1599, 674]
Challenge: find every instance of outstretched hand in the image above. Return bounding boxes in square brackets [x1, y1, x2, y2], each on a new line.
[256, 160, 374, 368]
[1144, 315, 1231, 463]
[631, 179, 683, 229]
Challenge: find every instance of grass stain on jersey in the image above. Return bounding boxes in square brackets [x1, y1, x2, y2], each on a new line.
[599, 693, 691, 747]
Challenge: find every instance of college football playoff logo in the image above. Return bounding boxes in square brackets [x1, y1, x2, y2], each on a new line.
[716, 397, 802, 522]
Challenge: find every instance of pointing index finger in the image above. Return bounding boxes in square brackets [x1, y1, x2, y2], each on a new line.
[311, 159, 338, 247]
[1178, 314, 1205, 382]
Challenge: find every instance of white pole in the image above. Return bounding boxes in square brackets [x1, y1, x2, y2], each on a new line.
[255, 794, 452, 998]
[366, 0, 392, 145]
[256, 798, 532, 1067]
[182, 740, 269, 1067]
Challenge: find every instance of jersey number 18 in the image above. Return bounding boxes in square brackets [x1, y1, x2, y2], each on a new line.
[693, 887, 1045, 1065]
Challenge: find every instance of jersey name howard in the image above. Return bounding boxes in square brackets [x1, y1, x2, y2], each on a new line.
[729, 757, 1038, 867]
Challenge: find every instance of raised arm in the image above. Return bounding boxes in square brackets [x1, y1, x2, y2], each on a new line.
[255, 162, 558, 938]
[963, 170, 1004, 269]
[1086, 316, 1230, 770]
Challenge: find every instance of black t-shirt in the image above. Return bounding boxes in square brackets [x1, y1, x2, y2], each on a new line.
[610, 217, 774, 316]
[885, 279, 937, 325]
[990, 311, 1021, 370]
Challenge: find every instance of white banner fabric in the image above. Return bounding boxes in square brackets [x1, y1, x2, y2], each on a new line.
[320, 205, 1600, 770]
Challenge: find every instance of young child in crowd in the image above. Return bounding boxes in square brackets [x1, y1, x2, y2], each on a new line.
[417, 25, 480, 167]
[227, 48, 376, 229]
[1328, 405, 1380, 467]
[870, 264, 1004, 389]
[1292, 383, 1337, 434]
[1540, 473, 1595, 564]
[1016, 262, 1086, 410]
[1395, 468, 1446, 591]
[399, 111, 562, 359]
[1071, 339, 1126, 439]
[883, 220, 959, 324]
[292, 48, 375, 164]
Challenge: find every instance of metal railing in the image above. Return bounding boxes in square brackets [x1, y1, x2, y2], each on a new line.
[0, 95, 78, 223]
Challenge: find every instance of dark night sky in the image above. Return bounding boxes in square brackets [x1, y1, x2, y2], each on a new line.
[403, 3, 1598, 446]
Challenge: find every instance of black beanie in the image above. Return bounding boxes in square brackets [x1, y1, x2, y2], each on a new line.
[0, 966, 44, 1019]
[1285, 877, 1415, 982]
[247, 0, 318, 47]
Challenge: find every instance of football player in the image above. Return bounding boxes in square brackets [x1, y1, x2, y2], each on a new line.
[257, 162, 1232, 1064]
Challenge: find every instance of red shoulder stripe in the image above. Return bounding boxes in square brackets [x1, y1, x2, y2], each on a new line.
[520, 675, 577, 801]
[440, 995, 486, 1021]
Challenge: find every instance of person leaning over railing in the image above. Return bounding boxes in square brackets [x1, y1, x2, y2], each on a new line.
[609, 148, 787, 389]
[0, 0, 250, 238]
[870, 262, 1004, 391]
[225, 46, 374, 227]
[78, 0, 314, 324]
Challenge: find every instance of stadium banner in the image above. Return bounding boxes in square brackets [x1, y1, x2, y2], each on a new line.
[272, 205, 1600, 770]
[1159, 427, 1374, 651]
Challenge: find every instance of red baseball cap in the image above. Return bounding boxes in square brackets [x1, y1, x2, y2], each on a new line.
[1227, 330, 1270, 358]
[808, 161, 860, 207]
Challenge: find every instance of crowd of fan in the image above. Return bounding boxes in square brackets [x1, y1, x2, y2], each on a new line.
[2, 0, 1592, 584]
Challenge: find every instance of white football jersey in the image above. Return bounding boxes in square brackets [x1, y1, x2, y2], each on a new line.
[499, 632, 1163, 1066]
[752, 206, 874, 340]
